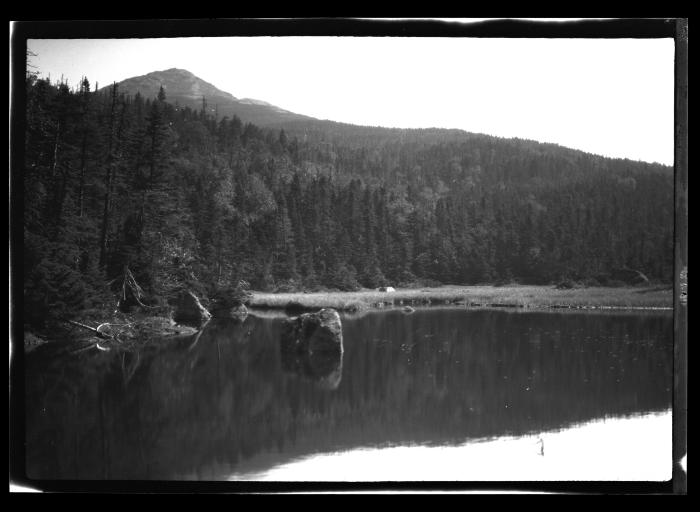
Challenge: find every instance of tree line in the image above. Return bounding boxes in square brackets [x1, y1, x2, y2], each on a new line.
[22, 73, 673, 327]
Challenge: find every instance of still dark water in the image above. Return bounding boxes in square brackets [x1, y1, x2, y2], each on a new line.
[24, 308, 673, 481]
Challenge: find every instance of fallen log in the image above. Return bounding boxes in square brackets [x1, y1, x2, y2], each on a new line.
[62, 318, 114, 340]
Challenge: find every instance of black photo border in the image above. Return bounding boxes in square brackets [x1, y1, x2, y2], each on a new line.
[8, 17, 688, 494]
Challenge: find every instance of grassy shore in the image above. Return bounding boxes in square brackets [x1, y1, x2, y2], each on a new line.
[250, 284, 673, 313]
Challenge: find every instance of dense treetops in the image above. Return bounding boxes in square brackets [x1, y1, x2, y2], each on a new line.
[22, 73, 673, 327]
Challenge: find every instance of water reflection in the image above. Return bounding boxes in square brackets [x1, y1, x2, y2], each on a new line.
[24, 308, 673, 480]
[280, 345, 344, 391]
[231, 410, 672, 481]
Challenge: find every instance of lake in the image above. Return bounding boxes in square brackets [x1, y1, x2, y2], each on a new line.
[24, 307, 673, 482]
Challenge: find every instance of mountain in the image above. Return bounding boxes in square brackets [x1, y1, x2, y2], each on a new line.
[109, 69, 674, 169]
[111, 68, 313, 126]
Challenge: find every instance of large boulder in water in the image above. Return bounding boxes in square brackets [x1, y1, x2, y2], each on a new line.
[280, 308, 343, 389]
[281, 308, 343, 355]
[173, 290, 211, 327]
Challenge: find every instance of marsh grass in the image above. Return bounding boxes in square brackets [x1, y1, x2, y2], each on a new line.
[250, 285, 673, 312]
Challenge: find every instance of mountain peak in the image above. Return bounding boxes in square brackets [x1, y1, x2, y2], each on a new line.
[153, 67, 193, 74]
[118, 68, 237, 102]
[145, 68, 197, 79]
[113, 69, 311, 126]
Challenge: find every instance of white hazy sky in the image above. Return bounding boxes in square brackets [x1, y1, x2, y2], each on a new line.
[26, 36, 675, 165]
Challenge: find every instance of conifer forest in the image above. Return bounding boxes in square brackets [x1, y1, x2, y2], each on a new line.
[22, 74, 674, 328]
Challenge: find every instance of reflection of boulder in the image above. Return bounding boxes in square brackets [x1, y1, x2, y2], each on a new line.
[281, 346, 343, 390]
[280, 308, 343, 389]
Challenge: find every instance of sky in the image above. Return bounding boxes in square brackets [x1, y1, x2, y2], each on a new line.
[25, 35, 675, 165]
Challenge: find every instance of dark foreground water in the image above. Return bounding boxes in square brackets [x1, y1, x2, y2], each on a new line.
[24, 308, 673, 481]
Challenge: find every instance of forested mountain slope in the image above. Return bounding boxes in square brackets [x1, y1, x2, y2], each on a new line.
[22, 72, 673, 327]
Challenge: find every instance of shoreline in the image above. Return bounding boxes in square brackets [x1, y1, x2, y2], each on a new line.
[249, 284, 673, 313]
[22, 284, 673, 354]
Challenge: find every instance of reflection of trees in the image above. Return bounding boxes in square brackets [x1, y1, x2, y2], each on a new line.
[338, 311, 672, 446]
[25, 311, 673, 480]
